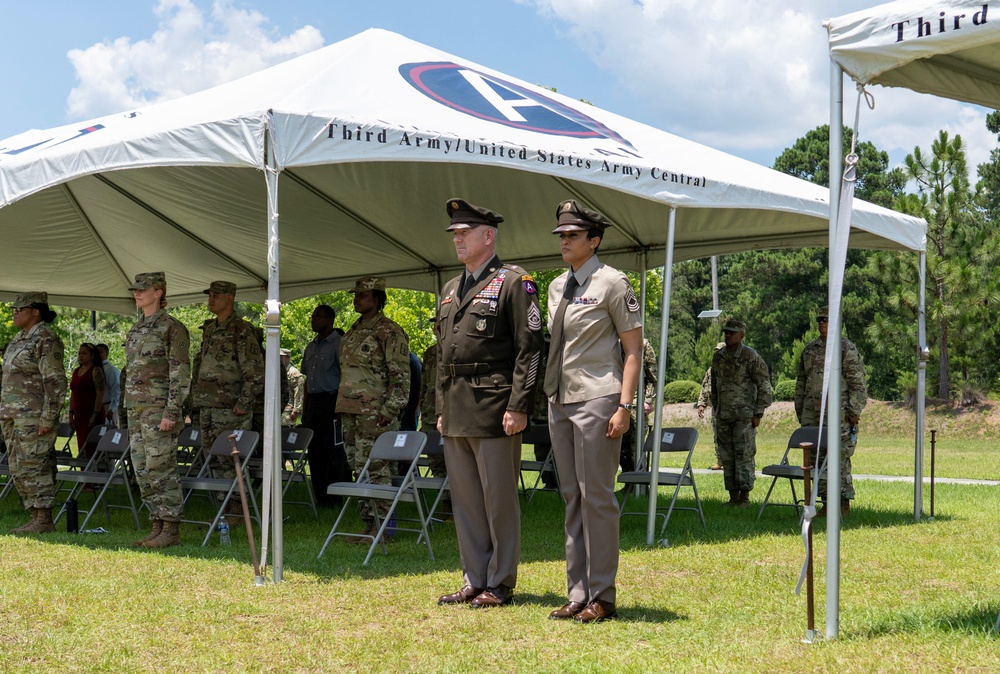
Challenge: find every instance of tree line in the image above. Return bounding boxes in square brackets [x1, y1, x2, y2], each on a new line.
[4, 118, 998, 404]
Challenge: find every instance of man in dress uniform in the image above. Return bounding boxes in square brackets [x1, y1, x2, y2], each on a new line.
[189, 280, 264, 523]
[125, 272, 191, 548]
[435, 198, 543, 609]
[794, 306, 867, 517]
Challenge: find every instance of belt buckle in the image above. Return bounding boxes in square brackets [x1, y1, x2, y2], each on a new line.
[447, 363, 458, 377]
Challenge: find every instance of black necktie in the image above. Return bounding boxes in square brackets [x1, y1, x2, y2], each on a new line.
[458, 273, 476, 301]
[544, 274, 579, 398]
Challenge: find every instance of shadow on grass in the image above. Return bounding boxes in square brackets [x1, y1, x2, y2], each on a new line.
[850, 605, 1000, 638]
[616, 490, 942, 551]
[515, 590, 685, 623]
[0, 475, 952, 582]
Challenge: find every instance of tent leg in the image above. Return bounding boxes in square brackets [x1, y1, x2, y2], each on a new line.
[915, 251, 927, 521]
[265, 124, 284, 584]
[647, 208, 675, 546]
[826, 58, 844, 641]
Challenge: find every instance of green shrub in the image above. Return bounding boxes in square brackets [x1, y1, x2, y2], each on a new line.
[662, 380, 702, 404]
[773, 379, 797, 402]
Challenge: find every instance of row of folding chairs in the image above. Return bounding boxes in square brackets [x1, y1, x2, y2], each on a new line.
[316, 425, 711, 566]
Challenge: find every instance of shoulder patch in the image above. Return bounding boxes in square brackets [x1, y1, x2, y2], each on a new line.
[523, 279, 537, 295]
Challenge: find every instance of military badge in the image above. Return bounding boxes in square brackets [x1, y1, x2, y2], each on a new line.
[523, 280, 537, 295]
[476, 319, 487, 332]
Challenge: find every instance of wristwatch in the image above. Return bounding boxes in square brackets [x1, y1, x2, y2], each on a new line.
[618, 403, 635, 412]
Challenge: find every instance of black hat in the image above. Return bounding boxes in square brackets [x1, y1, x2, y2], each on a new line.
[552, 199, 614, 233]
[446, 198, 504, 231]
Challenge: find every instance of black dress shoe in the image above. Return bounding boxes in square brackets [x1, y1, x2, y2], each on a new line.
[470, 585, 513, 608]
[549, 601, 586, 620]
[437, 585, 484, 605]
[575, 600, 617, 623]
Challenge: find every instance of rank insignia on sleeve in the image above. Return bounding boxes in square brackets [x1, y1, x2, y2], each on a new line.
[527, 304, 542, 331]
[624, 283, 640, 313]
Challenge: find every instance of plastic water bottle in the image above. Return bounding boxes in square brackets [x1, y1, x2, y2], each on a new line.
[218, 520, 231, 546]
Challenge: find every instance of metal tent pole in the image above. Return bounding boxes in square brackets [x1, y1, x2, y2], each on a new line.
[264, 120, 284, 583]
[636, 253, 648, 469]
[915, 251, 928, 520]
[647, 208, 675, 546]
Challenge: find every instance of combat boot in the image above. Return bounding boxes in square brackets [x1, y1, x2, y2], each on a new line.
[840, 498, 851, 517]
[736, 490, 751, 508]
[11, 508, 40, 534]
[725, 490, 739, 507]
[143, 520, 181, 548]
[20, 508, 55, 533]
[132, 519, 163, 547]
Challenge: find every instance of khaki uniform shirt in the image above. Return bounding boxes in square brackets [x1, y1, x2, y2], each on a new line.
[547, 255, 642, 404]
[0, 322, 66, 426]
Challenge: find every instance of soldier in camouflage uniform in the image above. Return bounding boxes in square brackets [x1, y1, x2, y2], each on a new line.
[189, 281, 264, 522]
[620, 338, 658, 472]
[281, 348, 305, 426]
[335, 276, 411, 539]
[710, 319, 772, 508]
[795, 306, 867, 517]
[125, 272, 191, 548]
[697, 342, 727, 470]
[1, 292, 67, 534]
[419, 336, 446, 474]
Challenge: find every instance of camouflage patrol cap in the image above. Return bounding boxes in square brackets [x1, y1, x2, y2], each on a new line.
[349, 276, 386, 293]
[203, 280, 237, 295]
[817, 306, 829, 320]
[722, 318, 746, 333]
[279, 348, 291, 357]
[12, 291, 48, 309]
[446, 198, 504, 231]
[552, 199, 614, 233]
[128, 271, 166, 291]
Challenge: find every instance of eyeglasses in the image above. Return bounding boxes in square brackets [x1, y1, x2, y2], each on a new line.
[817, 317, 828, 324]
[12, 306, 36, 314]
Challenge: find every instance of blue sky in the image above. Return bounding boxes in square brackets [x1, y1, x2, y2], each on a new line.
[0, 0, 994, 170]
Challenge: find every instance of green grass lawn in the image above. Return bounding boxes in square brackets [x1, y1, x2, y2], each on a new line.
[1, 411, 999, 673]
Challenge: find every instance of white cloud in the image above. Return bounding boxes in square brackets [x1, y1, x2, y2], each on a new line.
[521, 0, 994, 171]
[65, 0, 323, 119]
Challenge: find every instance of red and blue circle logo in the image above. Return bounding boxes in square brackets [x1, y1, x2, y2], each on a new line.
[399, 61, 632, 148]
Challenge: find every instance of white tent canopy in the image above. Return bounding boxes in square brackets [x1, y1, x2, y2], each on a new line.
[0, 29, 924, 313]
[826, 0, 1000, 106]
[823, 0, 1000, 640]
[2, 28, 926, 581]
